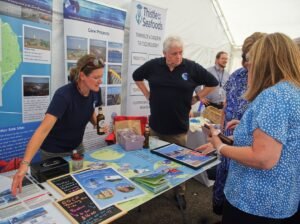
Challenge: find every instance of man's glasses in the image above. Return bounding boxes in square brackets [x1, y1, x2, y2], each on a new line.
[81, 58, 104, 72]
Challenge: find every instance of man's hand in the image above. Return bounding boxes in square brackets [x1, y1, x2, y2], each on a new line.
[199, 97, 210, 106]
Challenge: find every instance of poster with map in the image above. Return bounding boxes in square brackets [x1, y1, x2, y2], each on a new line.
[0, 0, 52, 161]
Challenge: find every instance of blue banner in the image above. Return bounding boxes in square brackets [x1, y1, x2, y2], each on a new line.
[63, 0, 126, 30]
[2, 0, 52, 14]
[0, 0, 52, 161]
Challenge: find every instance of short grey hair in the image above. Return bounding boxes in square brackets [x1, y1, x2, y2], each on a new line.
[163, 36, 183, 52]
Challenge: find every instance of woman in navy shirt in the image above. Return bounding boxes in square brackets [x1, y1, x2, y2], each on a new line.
[11, 54, 104, 195]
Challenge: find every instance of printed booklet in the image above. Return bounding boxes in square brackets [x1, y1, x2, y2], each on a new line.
[131, 171, 169, 194]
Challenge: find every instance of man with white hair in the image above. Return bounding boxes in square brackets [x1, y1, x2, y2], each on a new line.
[133, 35, 218, 209]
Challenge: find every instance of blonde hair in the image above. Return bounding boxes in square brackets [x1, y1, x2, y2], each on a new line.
[242, 32, 266, 55]
[245, 33, 300, 101]
[69, 54, 104, 82]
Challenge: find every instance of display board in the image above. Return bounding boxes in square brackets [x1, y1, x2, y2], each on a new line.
[47, 173, 81, 196]
[63, 0, 127, 151]
[126, 0, 167, 115]
[55, 190, 126, 224]
[0, 0, 52, 162]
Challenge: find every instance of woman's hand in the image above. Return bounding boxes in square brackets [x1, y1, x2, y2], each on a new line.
[11, 164, 28, 196]
[195, 142, 215, 155]
[206, 125, 223, 150]
[103, 124, 109, 133]
[226, 119, 240, 130]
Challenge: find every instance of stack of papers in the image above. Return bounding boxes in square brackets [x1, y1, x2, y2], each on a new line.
[131, 171, 169, 194]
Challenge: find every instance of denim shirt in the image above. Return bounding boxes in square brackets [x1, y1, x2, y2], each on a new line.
[223, 67, 249, 136]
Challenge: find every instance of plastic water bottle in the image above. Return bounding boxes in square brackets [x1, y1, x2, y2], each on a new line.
[71, 150, 84, 171]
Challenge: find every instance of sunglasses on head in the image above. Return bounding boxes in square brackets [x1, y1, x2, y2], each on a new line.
[81, 58, 104, 72]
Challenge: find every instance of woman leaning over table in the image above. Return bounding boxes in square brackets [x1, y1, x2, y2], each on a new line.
[199, 33, 300, 224]
[11, 54, 105, 196]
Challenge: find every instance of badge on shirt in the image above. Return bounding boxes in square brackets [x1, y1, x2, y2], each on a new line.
[181, 73, 188, 80]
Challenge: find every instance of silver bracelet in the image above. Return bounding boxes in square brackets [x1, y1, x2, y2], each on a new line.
[20, 160, 30, 166]
[217, 143, 227, 155]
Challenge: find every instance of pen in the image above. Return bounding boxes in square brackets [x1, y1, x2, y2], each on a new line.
[37, 183, 45, 190]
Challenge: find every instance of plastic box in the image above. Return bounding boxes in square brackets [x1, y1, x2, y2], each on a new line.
[117, 128, 145, 151]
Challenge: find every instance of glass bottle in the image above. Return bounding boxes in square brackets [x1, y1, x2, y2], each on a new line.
[97, 106, 105, 135]
[143, 124, 150, 148]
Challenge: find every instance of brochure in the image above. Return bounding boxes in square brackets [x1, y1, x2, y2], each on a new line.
[0, 207, 57, 224]
[131, 171, 169, 194]
[0, 171, 53, 219]
[71, 168, 145, 209]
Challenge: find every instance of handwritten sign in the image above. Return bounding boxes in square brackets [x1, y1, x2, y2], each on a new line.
[55, 191, 125, 224]
[48, 174, 81, 196]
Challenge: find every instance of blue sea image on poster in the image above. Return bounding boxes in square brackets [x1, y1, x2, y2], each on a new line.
[63, 0, 126, 30]
[72, 168, 145, 209]
[0, 17, 50, 127]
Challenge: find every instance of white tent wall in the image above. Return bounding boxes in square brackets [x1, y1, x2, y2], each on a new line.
[51, 0, 232, 114]
[229, 48, 242, 74]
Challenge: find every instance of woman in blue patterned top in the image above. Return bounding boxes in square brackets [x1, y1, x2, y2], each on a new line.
[200, 33, 300, 223]
[212, 32, 266, 215]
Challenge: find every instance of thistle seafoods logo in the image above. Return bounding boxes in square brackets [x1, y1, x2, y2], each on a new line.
[135, 4, 163, 30]
[136, 4, 143, 24]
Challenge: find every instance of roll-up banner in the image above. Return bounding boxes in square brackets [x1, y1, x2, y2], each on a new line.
[0, 0, 52, 161]
[126, 0, 167, 116]
[63, 0, 126, 150]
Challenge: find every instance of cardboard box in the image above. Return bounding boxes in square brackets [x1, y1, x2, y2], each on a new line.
[117, 128, 145, 151]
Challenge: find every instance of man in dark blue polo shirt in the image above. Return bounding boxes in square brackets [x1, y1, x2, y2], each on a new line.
[133, 35, 218, 209]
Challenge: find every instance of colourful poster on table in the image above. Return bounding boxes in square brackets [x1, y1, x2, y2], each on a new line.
[63, 0, 126, 151]
[72, 168, 145, 209]
[0, 0, 52, 161]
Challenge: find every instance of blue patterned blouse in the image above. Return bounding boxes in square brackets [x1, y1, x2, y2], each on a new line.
[224, 81, 300, 218]
[223, 67, 249, 136]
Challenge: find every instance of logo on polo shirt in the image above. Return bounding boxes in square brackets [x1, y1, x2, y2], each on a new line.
[181, 73, 189, 80]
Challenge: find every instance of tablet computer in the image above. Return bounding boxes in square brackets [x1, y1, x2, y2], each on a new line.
[150, 143, 218, 169]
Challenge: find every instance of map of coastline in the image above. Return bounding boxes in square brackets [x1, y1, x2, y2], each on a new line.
[0, 20, 21, 106]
